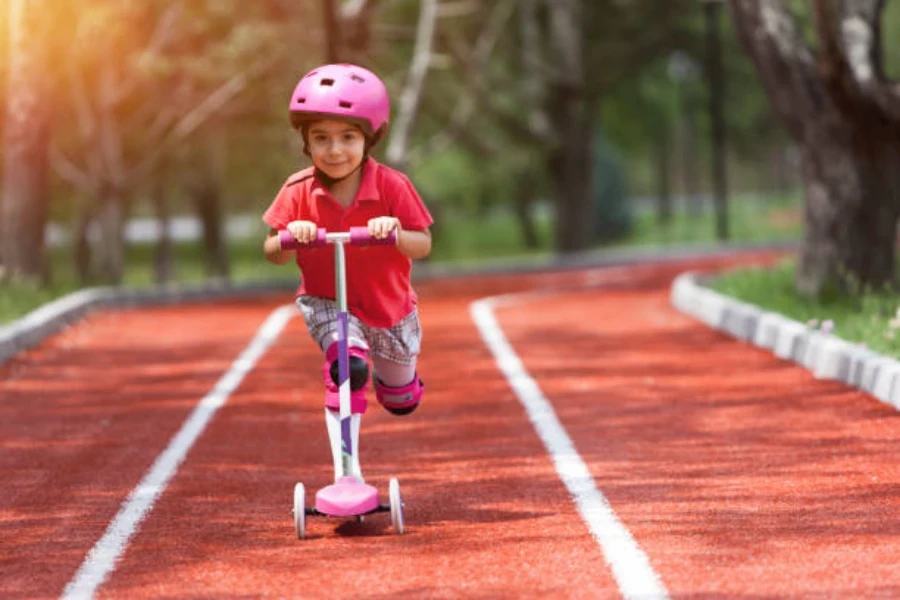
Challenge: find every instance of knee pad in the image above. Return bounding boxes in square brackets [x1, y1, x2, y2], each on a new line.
[323, 343, 370, 414]
[375, 374, 424, 416]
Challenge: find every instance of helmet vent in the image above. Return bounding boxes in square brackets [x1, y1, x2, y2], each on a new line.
[339, 100, 353, 109]
[296, 98, 306, 104]
[351, 74, 365, 83]
[320, 78, 335, 86]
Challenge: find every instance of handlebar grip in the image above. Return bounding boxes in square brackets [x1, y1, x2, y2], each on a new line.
[349, 226, 397, 246]
[278, 228, 327, 250]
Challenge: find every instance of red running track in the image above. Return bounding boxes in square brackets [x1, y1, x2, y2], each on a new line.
[4, 253, 900, 599]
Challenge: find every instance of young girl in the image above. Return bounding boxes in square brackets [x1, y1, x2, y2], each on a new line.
[262, 63, 433, 480]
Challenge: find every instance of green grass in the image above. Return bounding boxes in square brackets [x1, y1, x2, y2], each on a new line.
[712, 258, 900, 358]
[625, 192, 802, 246]
[0, 192, 802, 326]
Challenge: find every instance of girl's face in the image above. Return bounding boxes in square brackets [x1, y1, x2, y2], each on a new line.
[306, 120, 366, 180]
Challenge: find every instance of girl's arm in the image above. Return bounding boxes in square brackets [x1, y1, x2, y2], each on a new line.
[368, 216, 431, 259]
[263, 229, 295, 265]
[398, 228, 432, 260]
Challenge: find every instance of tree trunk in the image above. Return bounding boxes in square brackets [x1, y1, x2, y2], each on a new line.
[729, 0, 900, 295]
[323, 0, 341, 62]
[796, 123, 900, 295]
[73, 200, 95, 285]
[548, 89, 594, 252]
[94, 186, 128, 285]
[1, 0, 52, 283]
[546, 0, 593, 253]
[680, 92, 702, 218]
[655, 135, 672, 226]
[152, 171, 175, 285]
[191, 131, 230, 280]
[513, 171, 540, 249]
[191, 181, 229, 280]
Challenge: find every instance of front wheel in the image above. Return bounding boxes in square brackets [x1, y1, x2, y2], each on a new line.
[293, 483, 306, 539]
[389, 477, 404, 534]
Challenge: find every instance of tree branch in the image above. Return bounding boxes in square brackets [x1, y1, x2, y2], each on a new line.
[728, 0, 827, 137]
[830, 0, 900, 123]
[412, 0, 520, 163]
[50, 147, 97, 195]
[385, 0, 438, 167]
[520, 0, 551, 140]
[129, 55, 279, 180]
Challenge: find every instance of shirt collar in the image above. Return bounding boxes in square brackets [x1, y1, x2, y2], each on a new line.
[310, 157, 381, 203]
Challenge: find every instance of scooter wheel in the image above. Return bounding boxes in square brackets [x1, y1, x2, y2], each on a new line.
[293, 482, 306, 539]
[389, 477, 404, 534]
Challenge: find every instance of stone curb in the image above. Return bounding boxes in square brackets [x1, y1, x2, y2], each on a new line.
[0, 279, 294, 368]
[670, 271, 900, 411]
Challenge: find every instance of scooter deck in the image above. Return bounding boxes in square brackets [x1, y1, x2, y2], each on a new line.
[305, 503, 391, 517]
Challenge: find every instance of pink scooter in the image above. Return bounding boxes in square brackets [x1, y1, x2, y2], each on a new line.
[279, 227, 404, 538]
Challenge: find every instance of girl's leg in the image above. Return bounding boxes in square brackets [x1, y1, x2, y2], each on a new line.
[365, 307, 425, 416]
[370, 356, 417, 386]
[372, 355, 425, 416]
[297, 296, 370, 480]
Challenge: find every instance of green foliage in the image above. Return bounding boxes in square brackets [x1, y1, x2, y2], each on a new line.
[883, 2, 900, 79]
[412, 145, 545, 221]
[784, 0, 818, 50]
[601, 3, 791, 200]
[413, 150, 486, 214]
[712, 258, 900, 358]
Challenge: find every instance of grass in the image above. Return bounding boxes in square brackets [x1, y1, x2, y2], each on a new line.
[626, 192, 802, 246]
[0, 191, 802, 326]
[712, 258, 900, 358]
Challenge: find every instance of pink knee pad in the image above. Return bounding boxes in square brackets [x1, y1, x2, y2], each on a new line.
[375, 375, 424, 416]
[323, 343, 370, 414]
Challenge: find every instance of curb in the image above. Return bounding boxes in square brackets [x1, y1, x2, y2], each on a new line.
[1, 240, 795, 370]
[670, 271, 900, 410]
[0, 279, 294, 368]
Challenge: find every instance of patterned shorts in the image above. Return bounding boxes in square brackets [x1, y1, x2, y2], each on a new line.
[296, 295, 422, 366]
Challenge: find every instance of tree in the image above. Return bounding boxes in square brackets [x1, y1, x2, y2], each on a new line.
[414, 0, 694, 253]
[50, 0, 282, 284]
[729, 0, 900, 296]
[1, 0, 58, 283]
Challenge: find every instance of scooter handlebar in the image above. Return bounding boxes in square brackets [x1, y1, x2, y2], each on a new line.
[348, 226, 397, 246]
[279, 227, 397, 250]
[278, 228, 326, 250]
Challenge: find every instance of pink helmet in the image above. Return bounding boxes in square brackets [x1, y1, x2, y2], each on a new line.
[289, 63, 390, 143]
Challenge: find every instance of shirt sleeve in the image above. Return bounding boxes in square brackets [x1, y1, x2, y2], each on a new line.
[262, 180, 300, 231]
[389, 173, 434, 231]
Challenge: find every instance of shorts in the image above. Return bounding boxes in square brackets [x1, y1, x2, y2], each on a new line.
[296, 295, 422, 366]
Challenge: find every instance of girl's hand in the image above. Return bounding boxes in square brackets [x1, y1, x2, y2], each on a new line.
[287, 220, 318, 244]
[368, 216, 401, 241]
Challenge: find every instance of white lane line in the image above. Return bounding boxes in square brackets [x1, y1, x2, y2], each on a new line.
[61, 304, 297, 600]
[470, 294, 669, 600]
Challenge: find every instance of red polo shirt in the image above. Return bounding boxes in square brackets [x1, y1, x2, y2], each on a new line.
[262, 158, 433, 328]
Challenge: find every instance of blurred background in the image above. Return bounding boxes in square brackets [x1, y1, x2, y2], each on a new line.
[3, 0, 898, 321]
